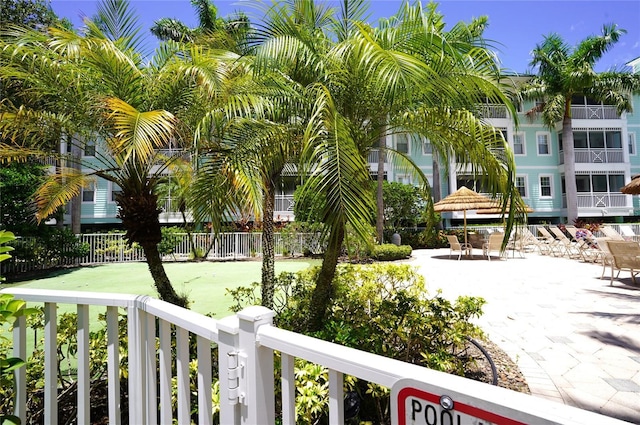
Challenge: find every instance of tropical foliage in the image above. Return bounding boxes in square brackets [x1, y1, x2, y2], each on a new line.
[521, 24, 640, 223]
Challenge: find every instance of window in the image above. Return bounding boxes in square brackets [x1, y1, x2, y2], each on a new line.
[395, 174, 412, 184]
[539, 175, 552, 198]
[396, 134, 409, 154]
[110, 183, 122, 203]
[629, 133, 636, 155]
[83, 141, 96, 157]
[422, 140, 432, 155]
[82, 183, 95, 203]
[605, 131, 621, 148]
[513, 133, 525, 155]
[515, 176, 527, 197]
[536, 133, 550, 155]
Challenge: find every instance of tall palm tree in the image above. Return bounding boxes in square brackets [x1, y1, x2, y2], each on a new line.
[521, 24, 640, 224]
[252, 0, 522, 330]
[150, 0, 251, 54]
[0, 1, 243, 307]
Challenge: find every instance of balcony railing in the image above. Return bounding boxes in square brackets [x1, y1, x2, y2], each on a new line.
[2, 288, 627, 425]
[577, 193, 628, 208]
[559, 148, 624, 164]
[570, 105, 620, 119]
[477, 104, 508, 119]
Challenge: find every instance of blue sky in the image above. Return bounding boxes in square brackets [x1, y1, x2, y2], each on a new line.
[50, 0, 640, 74]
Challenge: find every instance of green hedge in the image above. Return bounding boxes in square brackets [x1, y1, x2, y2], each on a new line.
[370, 243, 412, 261]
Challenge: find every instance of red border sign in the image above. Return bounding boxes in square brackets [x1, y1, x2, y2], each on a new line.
[394, 385, 527, 425]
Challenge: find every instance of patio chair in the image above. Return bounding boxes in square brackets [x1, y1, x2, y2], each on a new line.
[565, 226, 602, 263]
[549, 226, 581, 259]
[536, 227, 562, 256]
[619, 225, 639, 242]
[482, 233, 506, 261]
[445, 234, 472, 260]
[516, 227, 549, 255]
[604, 240, 640, 286]
[600, 226, 625, 241]
[595, 237, 614, 280]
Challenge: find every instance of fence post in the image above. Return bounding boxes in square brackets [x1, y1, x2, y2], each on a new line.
[237, 306, 276, 425]
[217, 315, 241, 425]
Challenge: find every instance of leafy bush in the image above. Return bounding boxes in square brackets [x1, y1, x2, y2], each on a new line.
[229, 263, 486, 423]
[158, 226, 183, 256]
[370, 243, 412, 261]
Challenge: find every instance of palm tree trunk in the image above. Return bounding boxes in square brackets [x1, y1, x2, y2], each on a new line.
[141, 241, 187, 307]
[562, 101, 578, 224]
[307, 224, 345, 332]
[261, 177, 276, 309]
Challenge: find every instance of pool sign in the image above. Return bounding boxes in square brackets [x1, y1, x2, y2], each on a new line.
[391, 379, 527, 425]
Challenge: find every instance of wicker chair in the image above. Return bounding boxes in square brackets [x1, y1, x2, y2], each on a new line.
[604, 240, 640, 286]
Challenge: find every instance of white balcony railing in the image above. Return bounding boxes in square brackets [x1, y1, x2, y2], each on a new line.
[2, 288, 627, 425]
[577, 193, 628, 208]
[560, 148, 624, 164]
[570, 105, 620, 119]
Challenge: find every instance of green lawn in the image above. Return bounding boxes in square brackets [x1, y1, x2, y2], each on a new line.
[1, 259, 319, 317]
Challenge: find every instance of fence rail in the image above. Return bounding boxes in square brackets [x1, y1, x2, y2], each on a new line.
[1, 288, 627, 425]
[1, 232, 323, 275]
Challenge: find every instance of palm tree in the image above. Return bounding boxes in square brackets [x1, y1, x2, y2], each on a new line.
[0, 0, 243, 307]
[521, 24, 640, 224]
[150, 0, 251, 54]
[252, 0, 522, 330]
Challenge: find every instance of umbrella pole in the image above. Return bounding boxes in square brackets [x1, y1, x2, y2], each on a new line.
[464, 209, 468, 246]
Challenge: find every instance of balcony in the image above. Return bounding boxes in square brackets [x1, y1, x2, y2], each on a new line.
[1, 288, 620, 425]
[570, 105, 620, 120]
[477, 104, 508, 119]
[559, 148, 624, 164]
[577, 193, 628, 208]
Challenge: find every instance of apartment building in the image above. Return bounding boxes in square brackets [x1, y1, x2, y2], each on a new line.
[65, 64, 640, 230]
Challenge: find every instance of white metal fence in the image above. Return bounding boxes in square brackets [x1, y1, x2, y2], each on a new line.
[1, 232, 324, 275]
[1, 288, 628, 425]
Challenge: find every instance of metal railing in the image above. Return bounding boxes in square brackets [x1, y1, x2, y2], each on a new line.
[1, 288, 627, 425]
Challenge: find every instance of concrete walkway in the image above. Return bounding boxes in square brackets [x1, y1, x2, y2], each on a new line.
[403, 248, 640, 424]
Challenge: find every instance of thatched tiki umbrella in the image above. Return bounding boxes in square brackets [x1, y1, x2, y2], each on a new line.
[433, 187, 497, 246]
[620, 175, 640, 194]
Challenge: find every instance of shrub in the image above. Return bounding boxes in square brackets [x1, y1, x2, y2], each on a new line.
[229, 263, 486, 423]
[370, 243, 412, 261]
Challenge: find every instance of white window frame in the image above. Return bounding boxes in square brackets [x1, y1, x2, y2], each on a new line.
[536, 132, 551, 156]
[513, 132, 526, 155]
[109, 182, 122, 203]
[82, 182, 96, 203]
[629, 132, 636, 156]
[539, 174, 553, 198]
[515, 175, 528, 198]
[422, 139, 432, 155]
[395, 134, 410, 154]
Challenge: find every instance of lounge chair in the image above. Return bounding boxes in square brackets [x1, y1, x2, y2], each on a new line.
[604, 240, 640, 286]
[600, 226, 625, 241]
[445, 234, 472, 260]
[482, 233, 505, 261]
[549, 226, 581, 259]
[595, 237, 614, 280]
[536, 227, 562, 256]
[619, 225, 638, 242]
[515, 227, 549, 255]
[565, 226, 602, 262]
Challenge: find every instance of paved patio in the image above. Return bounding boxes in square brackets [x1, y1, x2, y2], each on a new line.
[403, 248, 640, 424]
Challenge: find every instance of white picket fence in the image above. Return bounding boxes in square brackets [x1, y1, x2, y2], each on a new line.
[2, 287, 628, 425]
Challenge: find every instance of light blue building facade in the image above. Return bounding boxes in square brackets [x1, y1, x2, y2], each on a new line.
[67, 64, 640, 230]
